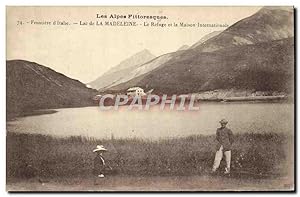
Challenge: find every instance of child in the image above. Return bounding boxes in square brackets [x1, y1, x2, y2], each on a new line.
[93, 145, 107, 184]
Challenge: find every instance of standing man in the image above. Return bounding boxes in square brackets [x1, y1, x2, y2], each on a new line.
[212, 119, 234, 174]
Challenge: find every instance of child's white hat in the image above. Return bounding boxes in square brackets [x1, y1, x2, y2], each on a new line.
[93, 145, 107, 152]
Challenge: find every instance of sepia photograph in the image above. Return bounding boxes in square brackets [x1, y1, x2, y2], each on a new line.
[6, 6, 295, 192]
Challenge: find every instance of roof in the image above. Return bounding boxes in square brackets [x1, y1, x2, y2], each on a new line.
[127, 87, 143, 91]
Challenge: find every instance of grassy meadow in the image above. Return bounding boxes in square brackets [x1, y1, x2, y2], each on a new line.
[6, 131, 293, 181]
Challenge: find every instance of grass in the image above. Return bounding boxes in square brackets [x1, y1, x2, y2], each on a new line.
[6, 132, 293, 181]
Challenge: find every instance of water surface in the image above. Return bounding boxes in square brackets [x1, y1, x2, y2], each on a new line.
[7, 102, 294, 139]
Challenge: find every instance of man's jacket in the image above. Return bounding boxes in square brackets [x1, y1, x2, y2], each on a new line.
[216, 127, 234, 151]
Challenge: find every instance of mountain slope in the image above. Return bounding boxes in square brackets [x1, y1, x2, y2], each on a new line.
[139, 39, 294, 93]
[189, 31, 222, 49]
[105, 7, 294, 94]
[177, 45, 190, 51]
[194, 7, 293, 52]
[88, 49, 155, 90]
[7, 60, 98, 118]
[108, 38, 294, 94]
[101, 51, 188, 91]
[99, 31, 229, 91]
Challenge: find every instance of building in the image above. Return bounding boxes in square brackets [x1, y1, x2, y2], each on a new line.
[126, 87, 146, 97]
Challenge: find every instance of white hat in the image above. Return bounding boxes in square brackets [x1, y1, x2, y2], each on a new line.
[219, 119, 228, 124]
[93, 145, 107, 152]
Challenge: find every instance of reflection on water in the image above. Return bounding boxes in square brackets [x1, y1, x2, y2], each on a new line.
[7, 102, 294, 139]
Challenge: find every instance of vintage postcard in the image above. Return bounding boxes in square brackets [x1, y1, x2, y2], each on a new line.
[6, 6, 294, 192]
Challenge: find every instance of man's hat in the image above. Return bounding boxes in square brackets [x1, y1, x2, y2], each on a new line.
[93, 145, 107, 152]
[219, 119, 228, 124]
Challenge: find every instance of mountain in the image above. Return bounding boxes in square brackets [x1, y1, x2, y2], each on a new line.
[98, 32, 229, 92]
[101, 53, 173, 90]
[7, 60, 98, 118]
[105, 7, 294, 94]
[99, 50, 190, 91]
[193, 7, 293, 52]
[189, 31, 222, 49]
[177, 45, 190, 51]
[113, 38, 294, 94]
[88, 49, 155, 90]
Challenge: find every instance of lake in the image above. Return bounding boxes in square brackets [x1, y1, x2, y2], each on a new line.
[6, 102, 294, 139]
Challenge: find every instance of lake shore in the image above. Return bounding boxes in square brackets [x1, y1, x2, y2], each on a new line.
[196, 89, 291, 102]
[7, 109, 58, 121]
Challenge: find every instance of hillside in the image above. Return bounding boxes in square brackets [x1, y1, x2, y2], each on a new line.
[6, 60, 98, 118]
[100, 50, 190, 91]
[94, 30, 229, 92]
[177, 45, 190, 51]
[88, 49, 155, 90]
[106, 7, 294, 94]
[194, 7, 293, 53]
[108, 38, 294, 94]
[189, 31, 222, 49]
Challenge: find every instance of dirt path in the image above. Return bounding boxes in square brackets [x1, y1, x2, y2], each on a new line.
[7, 175, 293, 192]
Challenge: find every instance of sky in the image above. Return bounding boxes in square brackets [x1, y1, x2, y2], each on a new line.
[7, 6, 261, 83]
